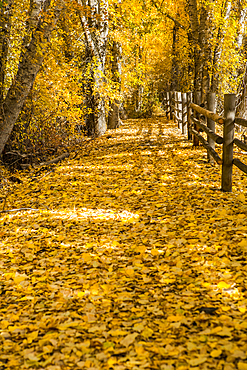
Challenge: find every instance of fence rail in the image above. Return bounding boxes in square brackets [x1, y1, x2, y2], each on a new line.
[162, 91, 247, 192]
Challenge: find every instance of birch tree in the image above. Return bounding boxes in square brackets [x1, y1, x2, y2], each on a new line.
[107, 39, 122, 129]
[78, 0, 109, 137]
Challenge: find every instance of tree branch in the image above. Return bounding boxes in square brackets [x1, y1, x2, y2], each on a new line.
[151, 0, 186, 30]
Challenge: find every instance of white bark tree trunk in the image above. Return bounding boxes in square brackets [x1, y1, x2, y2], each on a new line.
[211, 1, 232, 92]
[78, 0, 108, 137]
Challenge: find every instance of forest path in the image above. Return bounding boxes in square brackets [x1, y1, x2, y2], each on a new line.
[1, 117, 247, 370]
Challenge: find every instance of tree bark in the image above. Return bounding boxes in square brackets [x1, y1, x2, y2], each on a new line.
[0, 0, 64, 156]
[108, 40, 122, 129]
[211, 1, 232, 93]
[170, 24, 180, 91]
[0, 0, 12, 105]
[187, 0, 201, 91]
[187, 0, 211, 94]
[78, 0, 108, 137]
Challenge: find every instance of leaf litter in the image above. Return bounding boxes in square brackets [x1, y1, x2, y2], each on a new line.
[0, 117, 247, 370]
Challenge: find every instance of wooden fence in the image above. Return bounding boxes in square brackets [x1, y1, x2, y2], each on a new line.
[163, 91, 247, 192]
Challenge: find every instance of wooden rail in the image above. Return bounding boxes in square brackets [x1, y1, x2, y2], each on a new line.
[162, 91, 247, 192]
[234, 138, 247, 152]
[235, 118, 247, 128]
[190, 127, 223, 164]
[190, 103, 224, 125]
[191, 116, 224, 144]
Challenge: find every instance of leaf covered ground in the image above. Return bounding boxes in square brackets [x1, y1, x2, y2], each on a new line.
[1, 117, 247, 370]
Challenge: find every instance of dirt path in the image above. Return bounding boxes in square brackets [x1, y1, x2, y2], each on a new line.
[1, 117, 247, 370]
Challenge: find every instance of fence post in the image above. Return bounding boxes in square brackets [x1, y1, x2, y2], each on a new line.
[177, 91, 182, 131]
[193, 91, 201, 146]
[207, 92, 216, 163]
[187, 92, 192, 140]
[221, 94, 235, 192]
[182, 93, 187, 135]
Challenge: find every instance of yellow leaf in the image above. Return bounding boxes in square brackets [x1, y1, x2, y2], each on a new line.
[238, 362, 247, 370]
[216, 327, 232, 337]
[239, 306, 246, 313]
[8, 325, 26, 332]
[135, 344, 146, 355]
[135, 245, 146, 254]
[86, 313, 96, 322]
[167, 315, 183, 322]
[26, 352, 39, 361]
[133, 323, 145, 332]
[4, 273, 14, 280]
[218, 209, 227, 217]
[107, 358, 116, 366]
[151, 248, 159, 256]
[27, 331, 39, 343]
[141, 327, 153, 338]
[217, 281, 230, 289]
[222, 306, 231, 311]
[120, 333, 138, 347]
[176, 260, 183, 268]
[187, 342, 197, 351]
[188, 357, 208, 366]
[90, 284, 99, 295]
[239, 239, 247, 248]
[109, 329, 128, 336]
[14, 275, 26, 284]
[81, 253, 91, 262]
[232, 350, 246, 359]
[161, 175, 169, 181]
[211, 326, 222, 334]
[1, 320, 9, 329]
[125, 266, 135, 276]
[238, 193, 245, 202]
[211, 349, 222, 358]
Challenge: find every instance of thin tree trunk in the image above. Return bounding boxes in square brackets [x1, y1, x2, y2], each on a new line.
[211, 1, 232, 92]
[187, 0, 202, 91]
[199, 5, 210, 103]
[170, 24, 180, 91]
[57, 8, 74, 61]
[0, 0, 12, 105]
[108, 40, 122, 129]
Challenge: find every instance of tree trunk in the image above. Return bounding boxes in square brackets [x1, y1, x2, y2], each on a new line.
[211, 1, 232, 93]
[78, 0, 108, 137]
[187, 0, 202, 91]
[0, 0, 63, 156]
[58, 9, 75, 62]
[108, 40, 122, 129]
[170, 24, 180, 91]
[0, 0, 12, 105]
[108, 101, 120, 129]
[187, 0, 211, 96]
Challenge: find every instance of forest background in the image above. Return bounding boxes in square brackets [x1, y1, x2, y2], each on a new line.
[0, 0, 247, 168]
